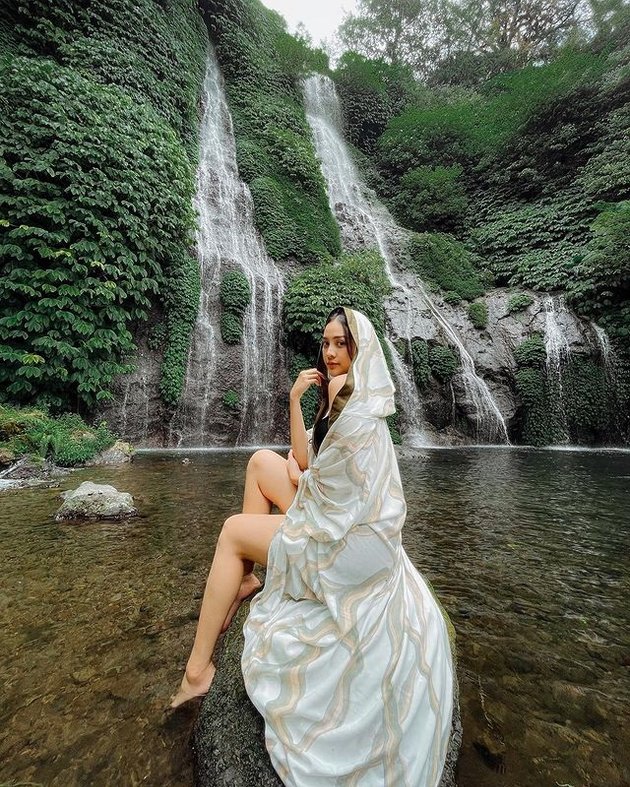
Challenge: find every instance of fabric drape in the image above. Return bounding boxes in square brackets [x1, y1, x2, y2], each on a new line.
[242, 308, 453, 786]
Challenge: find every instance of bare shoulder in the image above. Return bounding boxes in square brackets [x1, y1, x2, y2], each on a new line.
[328, 373, 348, 405]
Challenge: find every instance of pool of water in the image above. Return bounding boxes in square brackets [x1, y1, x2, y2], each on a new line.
[0, 447, 628, 786]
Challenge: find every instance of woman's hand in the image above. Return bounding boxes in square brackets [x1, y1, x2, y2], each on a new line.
[290, 368, 324, 402]
[286, 449, 303, 486]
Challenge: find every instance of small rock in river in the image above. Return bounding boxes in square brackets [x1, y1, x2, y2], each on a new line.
[55, 481, 138, 521]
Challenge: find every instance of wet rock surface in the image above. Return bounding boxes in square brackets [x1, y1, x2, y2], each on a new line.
[0, 457, 71, 491]
[193, 596, 462, 787]
[54, 481, 138, 521]
[85, 439, 135, 466]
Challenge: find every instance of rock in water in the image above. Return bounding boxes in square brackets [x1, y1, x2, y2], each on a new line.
[55, 481, 138, 521]
[193, 599, 461, 786]
[85, 440, 135, 466]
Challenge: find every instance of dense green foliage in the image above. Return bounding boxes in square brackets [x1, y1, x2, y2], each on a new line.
[283, 251, 391, 355]
[468, 301, 488, 329]
[410, 339, 431, 389]
[405, 233, 485, 301]
[428, 346, 460, 381]
[391, 164, 468, 232]
[0, 0, 207, 410]
[219, 270, 252, 344]
[506, 293, 534, 314]
[512, 334, 557, 445]
[567, 201, 630, 342]
[334, 53, 418, 153]
[0, 405, 115, 466]
[203, 0, 340, 263]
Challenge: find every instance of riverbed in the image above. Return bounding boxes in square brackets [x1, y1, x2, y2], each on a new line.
[1, 447, 628, 786]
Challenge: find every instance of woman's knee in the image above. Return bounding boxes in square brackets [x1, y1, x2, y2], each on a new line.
[218, 514, 243, 547]
[247, 449, 279, 474]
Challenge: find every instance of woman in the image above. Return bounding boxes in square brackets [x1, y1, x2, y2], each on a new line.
[171, 307, 454, 786]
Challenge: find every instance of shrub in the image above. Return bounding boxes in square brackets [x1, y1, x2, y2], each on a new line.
[428, 345, 459, 381]
[220, 270, 252, 317]
[223, 390, 241, 412]
[468, 301, 488, 329]
[0, 404, 115, 466]
[391, 165, 468, 232]
[410, 339, 431, 389]
[507, 293, 534, 314]
[406, 233, 485, 301]
[514, 333, 547, 367]
[283, 250, 391, 355]
[220, 312, 244, 345]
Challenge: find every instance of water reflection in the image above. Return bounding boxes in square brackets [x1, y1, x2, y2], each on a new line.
[0, 448, 628, 786]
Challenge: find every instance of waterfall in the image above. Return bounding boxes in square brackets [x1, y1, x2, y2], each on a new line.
[302, 74, 509, 444]
[543, 296, 571, 441]
[385, 338, 431, 446]
[169, 47, 285, 447]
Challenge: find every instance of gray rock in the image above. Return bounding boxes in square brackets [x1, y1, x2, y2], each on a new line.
[193, 599, 461, 786]
[55, 481, 138, 521]
[85, 439, 135, 466]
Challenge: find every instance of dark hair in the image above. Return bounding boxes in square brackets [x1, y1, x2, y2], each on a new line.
[313, 307, 356, 428]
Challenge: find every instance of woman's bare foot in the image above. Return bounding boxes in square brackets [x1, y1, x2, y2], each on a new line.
[169, 662, 216, 709]
[221, 573, 262, 632]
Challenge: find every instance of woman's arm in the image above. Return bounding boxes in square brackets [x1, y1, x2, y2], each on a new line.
[290, 368, 323, 470]
[327, 374, 347, 409]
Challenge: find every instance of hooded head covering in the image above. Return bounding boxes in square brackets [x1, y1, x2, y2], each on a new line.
[242, 308, 454, 787]
[326, 307, 396, 427]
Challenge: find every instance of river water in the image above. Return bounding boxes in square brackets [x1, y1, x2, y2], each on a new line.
[1, 447, 628, 786]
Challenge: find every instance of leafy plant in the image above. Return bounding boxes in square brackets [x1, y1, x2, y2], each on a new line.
[506, 293, 534, 314]
[406, 233, 485, 301]
[223, 389, 241, 412]
[468, 301, 488, 329]
[283, 250, 391, 355]
[428, 345, 459, 381]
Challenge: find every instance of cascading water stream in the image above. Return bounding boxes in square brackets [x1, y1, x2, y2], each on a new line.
[384, 337, 430, 446]
[169, 47, 285, 447]
[543, 296, 571, 441]
[303, 74, 509, 444]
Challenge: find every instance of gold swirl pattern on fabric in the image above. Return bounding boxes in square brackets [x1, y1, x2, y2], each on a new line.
[242, 308, 454, 786]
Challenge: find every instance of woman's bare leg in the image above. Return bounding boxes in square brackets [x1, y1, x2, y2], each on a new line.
[170, 513, 284, 708]
[222, 450, 299, 630]
[241, 449, 298, 515]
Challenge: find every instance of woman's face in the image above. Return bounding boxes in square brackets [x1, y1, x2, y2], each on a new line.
[322, 318, 353, 377]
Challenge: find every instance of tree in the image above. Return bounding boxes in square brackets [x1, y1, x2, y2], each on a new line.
[441, 0, 592, 63]
[338, 0, 448, 72]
